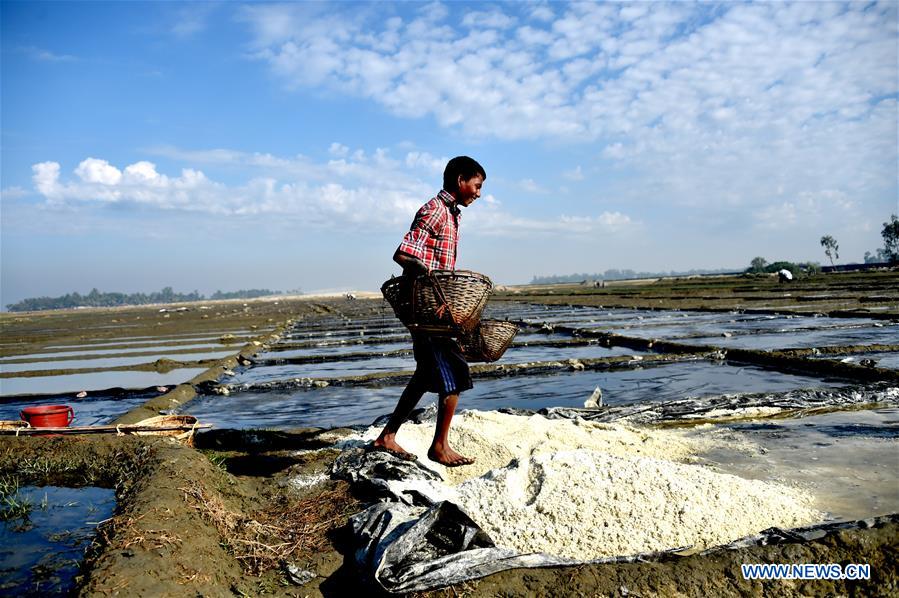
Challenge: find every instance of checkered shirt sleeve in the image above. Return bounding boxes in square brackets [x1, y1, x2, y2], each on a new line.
[396, 196, 458, 271]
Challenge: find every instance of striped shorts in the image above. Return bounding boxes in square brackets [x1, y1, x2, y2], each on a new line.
[411, 333, 473, 396]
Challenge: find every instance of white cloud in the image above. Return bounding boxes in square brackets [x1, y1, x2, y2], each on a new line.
[329, 142, 349, 157]
[171, 3, 217, 37]
[238, 2, 896, 220]
[28, 147, 640, 240]
[75, 158, 123, 185]
[404, 151, 446, 174]
[33, 162, 63, 198]
[461, 10, 516, 30]
[518, 178, 546, 193]
[0, 186, 30, 200]
[18, 45, 76, 62]
[562, 165, 584, 181]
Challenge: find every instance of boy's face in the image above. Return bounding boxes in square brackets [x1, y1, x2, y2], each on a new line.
[456, 174, 483, 207]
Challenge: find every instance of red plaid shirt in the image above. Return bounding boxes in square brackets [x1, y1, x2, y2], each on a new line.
[397, 190, 460, 271]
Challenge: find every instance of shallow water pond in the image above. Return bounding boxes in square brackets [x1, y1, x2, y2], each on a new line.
[0, 350, 236, 374]
[809, 351, 899, 370]
[698, 407, 899, 521]
[234, 354, 417, 384]
[0, 486, 116, 596]
[686, 324, 899, 350]
[0, 368, 207, 397]
[238, 343, 640, 384]
[265, 341, 409, 360]
[0, 343, 227, 362]
[0, 389, 160, 426]
[184, 360, 841, 430]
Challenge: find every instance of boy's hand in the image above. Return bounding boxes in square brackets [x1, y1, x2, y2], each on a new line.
[393, 249, 429, 276]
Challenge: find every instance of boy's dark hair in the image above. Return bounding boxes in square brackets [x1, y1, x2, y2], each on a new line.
[443, 156, 486, 192]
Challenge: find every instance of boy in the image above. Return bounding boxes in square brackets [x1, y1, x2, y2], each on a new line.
[373, 156, 485, 467]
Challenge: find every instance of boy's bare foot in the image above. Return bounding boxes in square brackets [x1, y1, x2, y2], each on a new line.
[428, 446, 475, 467]
[372, 436, 417, 461]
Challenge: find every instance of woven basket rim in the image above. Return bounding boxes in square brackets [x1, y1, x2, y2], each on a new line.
[134, 415, 199, 427]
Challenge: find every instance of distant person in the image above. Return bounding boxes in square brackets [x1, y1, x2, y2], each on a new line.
[778, 269, 793, 283]
[373, 156, 485, 467]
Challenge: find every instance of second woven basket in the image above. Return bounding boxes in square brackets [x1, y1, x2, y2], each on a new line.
[459, 319, 519, 363]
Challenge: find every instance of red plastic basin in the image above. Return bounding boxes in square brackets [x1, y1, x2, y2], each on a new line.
[20, 405, 74, 428]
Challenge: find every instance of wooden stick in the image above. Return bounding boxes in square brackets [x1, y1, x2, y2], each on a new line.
[0, 424, 211, 436]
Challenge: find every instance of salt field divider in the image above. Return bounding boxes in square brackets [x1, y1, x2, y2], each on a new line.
[513, 321, 899, 383]
[111, 318, 303, 425]
[254, 338, 606, 366]
[210, 352, 711, 394]
[265, 334, 411, 352]
[0, 356, 236, 378]
[0, 344, 246, 365]
[518, 381, 899, 426]
[0, 336, 258, 359]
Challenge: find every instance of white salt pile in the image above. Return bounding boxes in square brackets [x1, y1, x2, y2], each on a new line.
[358, 411, 822, 558]
[360, 410, 703, 485]
[455, 449, 820, 558]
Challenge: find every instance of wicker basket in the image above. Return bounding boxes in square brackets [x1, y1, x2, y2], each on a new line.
[132, 415, 200, 438]
[382, 270, 493, 335]
[460, 320, 519, 363]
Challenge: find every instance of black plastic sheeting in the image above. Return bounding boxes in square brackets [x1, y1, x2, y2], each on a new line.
[532, 381, 899, 425]
[331, 392, 899, 594]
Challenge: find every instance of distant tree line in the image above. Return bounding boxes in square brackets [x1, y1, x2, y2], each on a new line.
[745, 258, 820, 278]
[6, 286, 285, 312]
[864, 214, 899, 265]
[530, 267, 738, 285]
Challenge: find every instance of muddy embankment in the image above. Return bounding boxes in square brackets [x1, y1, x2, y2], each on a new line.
[2, 431, 895, 598]
[1, 274, 897, 597]
[0, 429, 371, 597]
[499, 270, 899, 317]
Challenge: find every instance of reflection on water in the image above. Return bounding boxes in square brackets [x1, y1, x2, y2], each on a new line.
[687, 324, 899, 350]
[0, 368, 206, 397]
[240, 343, 640, 383]
[809, 351, 899, 370]
[0, 486, 116, 596]
[0, 389, 160, 426]
[0, 343, 226, 362]
[41, 332, 250, 349]
[235, 355, 416, 383]
[185, 361, 839, 430]
[697, 407, 899, 521]
[0, 350, 236, 374]
[266, 341, 409, 360]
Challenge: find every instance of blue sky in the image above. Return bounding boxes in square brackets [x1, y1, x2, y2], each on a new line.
[1, 1, 897, 307]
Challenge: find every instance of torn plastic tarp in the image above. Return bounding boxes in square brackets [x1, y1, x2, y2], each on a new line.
[532, 382, 899, 425]
[333, 398, 899, 594]
[335, 446, 898, 593]
[333, 448, 681, 593]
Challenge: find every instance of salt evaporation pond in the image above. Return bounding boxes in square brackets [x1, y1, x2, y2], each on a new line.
[577, 312, 881, 339]
[284, 330, 409, 342]
[184, 360, 842, 430]
[810, 351, 899, 370]
[237, 343, 638, 384]
[0, 486, 116, 596]
[0, 350, 236, 374]
[0, 388, 161, 426]
[685, 323, 899, 350]
[699, 406, 899, 520]
[266, 341, 410, 360]
[0, 368, 207, 397]
[40, 330, 254, 348]
[0, 343, 228, 361]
